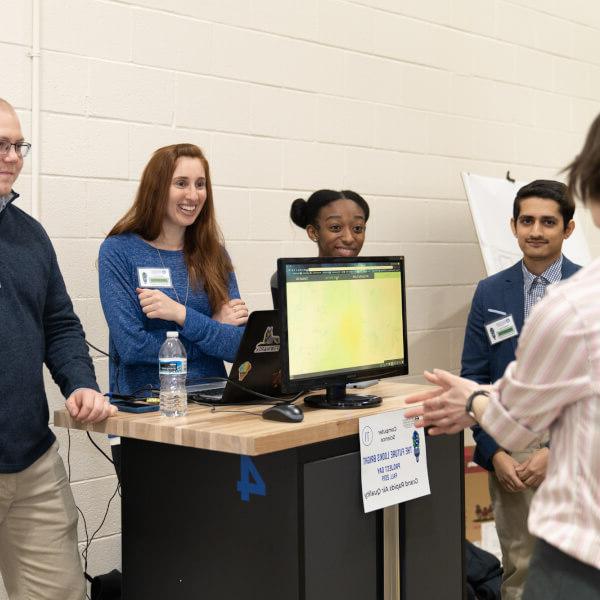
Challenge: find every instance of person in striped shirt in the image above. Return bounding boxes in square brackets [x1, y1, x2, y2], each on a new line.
[405, 113, 600, 599]
[461, 180, 580, 600]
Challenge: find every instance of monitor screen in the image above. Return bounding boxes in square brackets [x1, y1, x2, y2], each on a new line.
[277, 256, 408, 408]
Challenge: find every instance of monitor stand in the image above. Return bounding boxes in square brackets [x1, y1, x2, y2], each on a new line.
[304, 384, 381, 409]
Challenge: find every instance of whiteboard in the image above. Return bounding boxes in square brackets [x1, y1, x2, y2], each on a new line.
[461, 173, 591, 276]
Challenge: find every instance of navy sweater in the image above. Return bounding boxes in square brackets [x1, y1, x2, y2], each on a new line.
[0, 192, 98, 473]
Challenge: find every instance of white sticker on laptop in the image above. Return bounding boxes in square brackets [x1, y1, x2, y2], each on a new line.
[485, 315, 518, 345]
[137, 267, 172, 288]
[254, 326, 280, 353]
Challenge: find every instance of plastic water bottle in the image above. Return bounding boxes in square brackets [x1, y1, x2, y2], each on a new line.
[159, 331, 188, 417]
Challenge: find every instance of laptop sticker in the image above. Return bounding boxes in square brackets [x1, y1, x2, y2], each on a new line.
[238, 361, 252, 381]
[254, 327, 280, 353]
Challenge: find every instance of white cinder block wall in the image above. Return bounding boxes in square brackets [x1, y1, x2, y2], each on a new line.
[3, 0, 600, 591]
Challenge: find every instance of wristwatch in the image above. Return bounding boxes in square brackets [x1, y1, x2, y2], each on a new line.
[465, 390, 490, 420]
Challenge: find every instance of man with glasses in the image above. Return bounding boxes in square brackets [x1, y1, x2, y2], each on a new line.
[0, 98, 116, 599]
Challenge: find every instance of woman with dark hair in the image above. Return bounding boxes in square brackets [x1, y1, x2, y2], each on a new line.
[271, 189, 370, 305]
[290, 189, 370, 257]
[99, 144, 247, 469]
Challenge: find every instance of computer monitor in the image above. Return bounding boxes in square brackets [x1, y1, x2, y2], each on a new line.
[277, 256, 408, 409]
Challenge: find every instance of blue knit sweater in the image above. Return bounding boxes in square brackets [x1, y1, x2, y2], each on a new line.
[98, 233, 244, 395]
[0, 192, 99, 472]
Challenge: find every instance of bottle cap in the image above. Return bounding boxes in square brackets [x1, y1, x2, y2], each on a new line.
[166, 331, 179, 338]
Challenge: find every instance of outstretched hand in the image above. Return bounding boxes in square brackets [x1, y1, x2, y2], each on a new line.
[403, 369, 479, 435]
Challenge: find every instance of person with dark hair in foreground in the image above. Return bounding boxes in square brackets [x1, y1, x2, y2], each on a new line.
[405, 116, 600, 599]
[0, 98, 116, 599]
[462, 179, 580, 600]
[270, 189, 370, 306]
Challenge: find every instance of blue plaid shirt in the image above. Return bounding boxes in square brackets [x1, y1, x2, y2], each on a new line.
[522, 255, 563, 320]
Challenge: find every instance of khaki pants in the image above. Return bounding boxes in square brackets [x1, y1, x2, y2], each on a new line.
[489, 438, 548, 600]
[0, 441, 85, 600]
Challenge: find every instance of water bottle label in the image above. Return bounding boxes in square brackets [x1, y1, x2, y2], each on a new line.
[159, 358, 187, 375]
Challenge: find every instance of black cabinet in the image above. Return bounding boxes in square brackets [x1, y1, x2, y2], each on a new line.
[121, 433, 464, 599]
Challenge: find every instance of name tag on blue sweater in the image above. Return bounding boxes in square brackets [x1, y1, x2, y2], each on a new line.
[137, 267, 172, 288]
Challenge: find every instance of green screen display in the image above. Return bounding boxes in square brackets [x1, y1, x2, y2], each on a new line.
[285, 261, 406, 380]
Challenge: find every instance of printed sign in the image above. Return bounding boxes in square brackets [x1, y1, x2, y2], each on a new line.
[360, 409, 431, 512]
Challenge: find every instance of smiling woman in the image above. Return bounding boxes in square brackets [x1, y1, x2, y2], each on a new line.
[98, 144, 248, 473]
[270, 189, 370, 306]
[291, 189, 370, 258]
[163, 156, 208, 232]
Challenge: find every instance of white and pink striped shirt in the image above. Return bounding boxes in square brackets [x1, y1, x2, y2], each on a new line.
[481, 257, 600, 570]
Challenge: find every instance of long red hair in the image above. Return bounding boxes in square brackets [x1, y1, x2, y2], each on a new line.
[107, 143, 232, 310]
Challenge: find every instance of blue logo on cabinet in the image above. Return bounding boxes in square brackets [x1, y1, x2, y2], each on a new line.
[237, 456, 267, 502]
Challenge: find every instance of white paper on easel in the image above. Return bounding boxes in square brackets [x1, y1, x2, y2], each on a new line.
[360, 409, 431, 513]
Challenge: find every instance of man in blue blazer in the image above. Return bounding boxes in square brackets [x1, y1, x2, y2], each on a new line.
[461, 180, 581, 600]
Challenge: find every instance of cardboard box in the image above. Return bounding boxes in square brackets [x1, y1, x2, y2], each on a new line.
[464, 446, 494, 543]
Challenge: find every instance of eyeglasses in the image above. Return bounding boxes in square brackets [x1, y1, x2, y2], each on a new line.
[0, 141, 32, 158]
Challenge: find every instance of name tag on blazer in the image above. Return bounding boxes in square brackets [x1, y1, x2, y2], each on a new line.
[137, 267, 172, 288]
[485, 314, 518, 345]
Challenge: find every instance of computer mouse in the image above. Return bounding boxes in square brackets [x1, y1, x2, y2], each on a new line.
[262, 403, 304, 423]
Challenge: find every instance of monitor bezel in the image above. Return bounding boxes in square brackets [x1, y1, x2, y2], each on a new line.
[277, 256, 409, 394]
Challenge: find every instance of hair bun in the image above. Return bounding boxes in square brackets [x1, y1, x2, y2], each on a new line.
[290, 198, 308, 228]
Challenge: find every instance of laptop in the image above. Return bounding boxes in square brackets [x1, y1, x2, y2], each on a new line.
[186, 310, 286, 404]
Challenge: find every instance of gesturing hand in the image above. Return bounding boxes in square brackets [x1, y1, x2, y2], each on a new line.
[213, 298, 248, 326]
[65, 389, 117, 424]
[137, 288, 186, 326]
[403, 369, 479, 435]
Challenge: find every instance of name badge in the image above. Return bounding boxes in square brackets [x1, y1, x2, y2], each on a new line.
[137, 267, 172, 288]
[485, 315, 518, 345]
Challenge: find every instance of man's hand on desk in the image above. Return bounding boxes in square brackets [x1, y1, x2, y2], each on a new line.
[492, 450, 526, 493]
[515, 447, 549, 489]
[65, 388, 117, 423]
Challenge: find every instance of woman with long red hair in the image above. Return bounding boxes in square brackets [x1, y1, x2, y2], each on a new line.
[98, 143, 247, 426]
